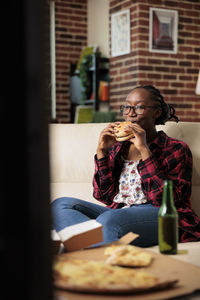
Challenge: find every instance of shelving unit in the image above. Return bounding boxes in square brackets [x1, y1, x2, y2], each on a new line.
[82, 54, 109, 109]
[70, 54, 114, 123]
[90, 54, 109, 111]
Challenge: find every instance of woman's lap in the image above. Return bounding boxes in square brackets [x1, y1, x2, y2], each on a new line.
[51, 197, 159, 247]
[96, 204, 159, 247]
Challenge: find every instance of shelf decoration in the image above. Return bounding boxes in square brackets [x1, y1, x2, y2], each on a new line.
[149, 7, 178, 54]
[111, 9, 130, 57]
[75, 105, 94, 123]
[98, 81, 109, 101]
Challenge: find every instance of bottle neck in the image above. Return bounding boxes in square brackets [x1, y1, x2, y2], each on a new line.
[161, 180, 177, 214]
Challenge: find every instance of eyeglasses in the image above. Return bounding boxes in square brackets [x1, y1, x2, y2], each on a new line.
[120, 104, 158, 115]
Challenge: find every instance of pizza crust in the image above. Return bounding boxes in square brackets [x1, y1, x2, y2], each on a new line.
[54, 276, 178, 294]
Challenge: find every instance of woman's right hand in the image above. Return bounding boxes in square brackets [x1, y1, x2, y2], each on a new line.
[96, 123, 119, 159]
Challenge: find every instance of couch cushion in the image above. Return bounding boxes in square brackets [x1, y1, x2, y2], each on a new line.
[156, 122, 200, 216]
[50, 123, 105, 184]
[51, 182, 102, 205]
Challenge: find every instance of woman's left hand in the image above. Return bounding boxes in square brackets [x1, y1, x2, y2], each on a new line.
[125, 123, 152, 160]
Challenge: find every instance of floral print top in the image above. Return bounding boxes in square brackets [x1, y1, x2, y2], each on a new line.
[113, 159, 147, 207]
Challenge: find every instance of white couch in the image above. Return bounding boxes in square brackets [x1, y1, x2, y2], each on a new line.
[49, 122, 200, 265]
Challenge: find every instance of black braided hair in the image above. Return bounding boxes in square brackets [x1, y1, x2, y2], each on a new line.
[133, 85, 179, 125]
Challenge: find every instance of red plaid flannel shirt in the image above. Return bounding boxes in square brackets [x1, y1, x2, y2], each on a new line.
[93, 131, 200, 242]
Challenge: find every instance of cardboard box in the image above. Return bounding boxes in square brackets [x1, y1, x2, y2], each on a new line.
[57, 220, 103, 251]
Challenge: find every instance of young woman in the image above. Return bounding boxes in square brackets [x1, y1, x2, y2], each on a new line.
[52, 85, 200, 247]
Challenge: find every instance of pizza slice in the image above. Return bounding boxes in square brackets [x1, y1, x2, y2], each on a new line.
[104, 244, 153, 267]
[53, 255, 177, 294]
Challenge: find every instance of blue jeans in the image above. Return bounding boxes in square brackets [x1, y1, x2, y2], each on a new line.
[51, 197, 160, 247]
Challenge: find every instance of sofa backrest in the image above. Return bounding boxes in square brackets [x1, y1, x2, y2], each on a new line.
[50, 123, 106, 204]
[49, 122, 200, 217]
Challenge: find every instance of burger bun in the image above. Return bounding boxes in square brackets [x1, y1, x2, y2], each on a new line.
[114, 122, 135, 142]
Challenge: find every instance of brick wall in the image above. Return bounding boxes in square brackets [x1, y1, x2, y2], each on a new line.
[55, 0, 200, 123]
[109, 0, 200, 122]
[55, 0, 87, 123]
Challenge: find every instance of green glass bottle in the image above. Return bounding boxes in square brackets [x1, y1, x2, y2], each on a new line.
[158, 180, 178, 254]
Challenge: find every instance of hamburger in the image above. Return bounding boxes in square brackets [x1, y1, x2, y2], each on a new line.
[114, 121, 135, 142]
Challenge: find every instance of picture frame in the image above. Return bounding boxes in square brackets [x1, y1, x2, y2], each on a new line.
[149, 7, 178, 54]
[111, 9, 130, 57]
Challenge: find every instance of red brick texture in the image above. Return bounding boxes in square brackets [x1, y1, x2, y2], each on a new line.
[55, 0, 200, 123]
[109, 0, 200, 122]
[55, 0, 87, 123]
